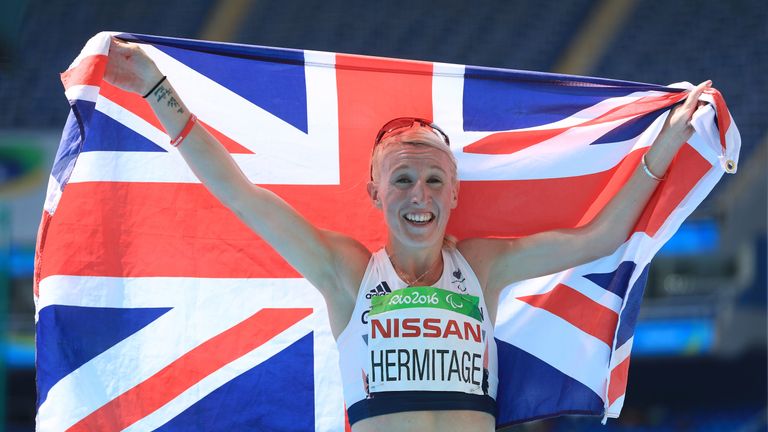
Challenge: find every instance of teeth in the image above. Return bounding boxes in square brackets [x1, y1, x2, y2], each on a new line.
[405, 213, 433, 223]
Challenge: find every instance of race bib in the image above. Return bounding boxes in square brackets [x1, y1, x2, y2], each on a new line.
[367, 287, 487, 394]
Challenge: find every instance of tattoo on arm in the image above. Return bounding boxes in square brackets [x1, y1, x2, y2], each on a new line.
[167, 97, 184, 114]
[152, 85, 185, 114]
[152, 85, 170, 102]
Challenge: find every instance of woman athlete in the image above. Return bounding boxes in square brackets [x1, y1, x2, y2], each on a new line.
[105, 38, 711, 432]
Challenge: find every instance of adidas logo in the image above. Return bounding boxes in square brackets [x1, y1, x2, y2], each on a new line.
[365, 281, 392, 299]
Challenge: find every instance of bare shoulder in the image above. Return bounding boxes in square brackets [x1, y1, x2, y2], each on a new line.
[315, 231, 371, 337]
[320, 230, 372, 297]
[456, 237, 508, 289]
[457, 237, 508, 264]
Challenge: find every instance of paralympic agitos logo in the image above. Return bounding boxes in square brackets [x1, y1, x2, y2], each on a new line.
[445, 294, 463, 309]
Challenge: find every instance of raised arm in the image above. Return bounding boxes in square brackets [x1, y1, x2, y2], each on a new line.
[460, 81, 713, 297]
[104, 39, 370, 307]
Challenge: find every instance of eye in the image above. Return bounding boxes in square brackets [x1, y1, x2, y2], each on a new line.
[427, 176, 443, 184]
[395, 176, 412, 184]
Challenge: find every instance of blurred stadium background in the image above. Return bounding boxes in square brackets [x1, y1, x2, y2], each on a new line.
[0, 0, 765, 431]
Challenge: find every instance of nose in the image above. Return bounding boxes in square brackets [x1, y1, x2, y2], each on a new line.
[410, 180, 430, 205]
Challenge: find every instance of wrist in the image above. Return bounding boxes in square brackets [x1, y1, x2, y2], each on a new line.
[648, 130, 686, 168]
[141, 67, 165, 97]
[143, 76, 167, 98]
[657, 114, 694, 151]
[641, 152, 665, 181]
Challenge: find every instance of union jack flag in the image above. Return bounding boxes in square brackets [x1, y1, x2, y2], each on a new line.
[35, 32, 740, 430]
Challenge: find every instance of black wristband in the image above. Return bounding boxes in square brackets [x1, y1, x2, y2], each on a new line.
[143, 76, 167, 98]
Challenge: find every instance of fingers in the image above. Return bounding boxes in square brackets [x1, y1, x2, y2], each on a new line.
[110, 36, 131, 47]
[109, 36, 125, 50]
[683, 80, 712, 110]
[693, 79, 712, 97]
[104, 37, 143, 92]
[107, 38, 129, 63]
[109, 37, 136, 56]
[662, 80, 712, 141]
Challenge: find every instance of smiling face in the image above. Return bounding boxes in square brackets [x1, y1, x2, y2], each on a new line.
[368, 139, 459, 250]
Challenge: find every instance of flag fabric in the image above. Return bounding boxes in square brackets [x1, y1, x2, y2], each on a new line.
[35, 31, 740, 431]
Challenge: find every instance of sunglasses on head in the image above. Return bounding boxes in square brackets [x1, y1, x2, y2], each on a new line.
[370, 117, 451, 180]
[374, 117, 451, 147]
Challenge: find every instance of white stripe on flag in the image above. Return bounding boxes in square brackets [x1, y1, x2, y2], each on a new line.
[65, 84, 100, 103]
[66, 31, 114, 70]
[454, 113, 666, 181]
[605, 395, 625, 419]
[43, 175, 63, 214]
[494, 298, 610, 398]
[610, 336, 633, 370]
[144, 44, 341, 184]
[559, 274, 624, 313]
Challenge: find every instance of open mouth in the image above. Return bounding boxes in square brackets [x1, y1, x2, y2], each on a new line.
[403, 212, 435, 225]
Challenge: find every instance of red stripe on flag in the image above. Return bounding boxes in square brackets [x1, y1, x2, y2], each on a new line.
[38, 182, 365, 280]
[37, 144, 710, 280]
[463, 128, 564, 155]
[34, 210, 54, 297]
[708, 88, 731, 152]
[61, 54, 108, 89]
[335, 53, 434, 76]
[517, 283, 618, 346]
[608, 356, 631, 406]
[344, 406, 352, 432]
[39, 169, 602, 280]
[449, 145, 709, 240]
[200, 119, 254, 154]
[632, 144, 711, 236]
[575, 150, 645, 228]
[335, 53, 434, 185]
[464, 92, 687, 155]
[99, 82, 165, 131]
[597, 92, 685, 123]
[67, 307, 312, 432]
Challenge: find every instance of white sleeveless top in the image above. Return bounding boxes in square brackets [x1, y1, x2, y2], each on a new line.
[337, 248, 498, 425]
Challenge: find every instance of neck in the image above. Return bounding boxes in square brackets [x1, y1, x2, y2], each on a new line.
[385, 240, 444, 286]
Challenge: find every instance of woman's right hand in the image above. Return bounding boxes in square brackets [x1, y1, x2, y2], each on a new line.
[104, 38, 164, 96]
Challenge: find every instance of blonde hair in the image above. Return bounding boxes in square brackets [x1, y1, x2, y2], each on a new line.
[442, 234, 458, 250]
[370, 127, 457, 183]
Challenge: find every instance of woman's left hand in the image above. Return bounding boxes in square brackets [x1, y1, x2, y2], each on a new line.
[659, 80, 712, 145]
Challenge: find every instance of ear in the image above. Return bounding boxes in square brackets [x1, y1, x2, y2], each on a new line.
[367, 181, 382, 209]
[450, 180, 459, 209]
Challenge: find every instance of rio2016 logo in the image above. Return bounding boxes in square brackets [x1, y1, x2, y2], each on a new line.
[386, 291, 439, 306]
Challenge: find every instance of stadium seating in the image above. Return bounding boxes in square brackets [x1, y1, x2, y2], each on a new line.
[235, 0, 594, 71]
[2, 0, 764, 167]
[595, 0, 766, 161]
[0, 0, 214, 127]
